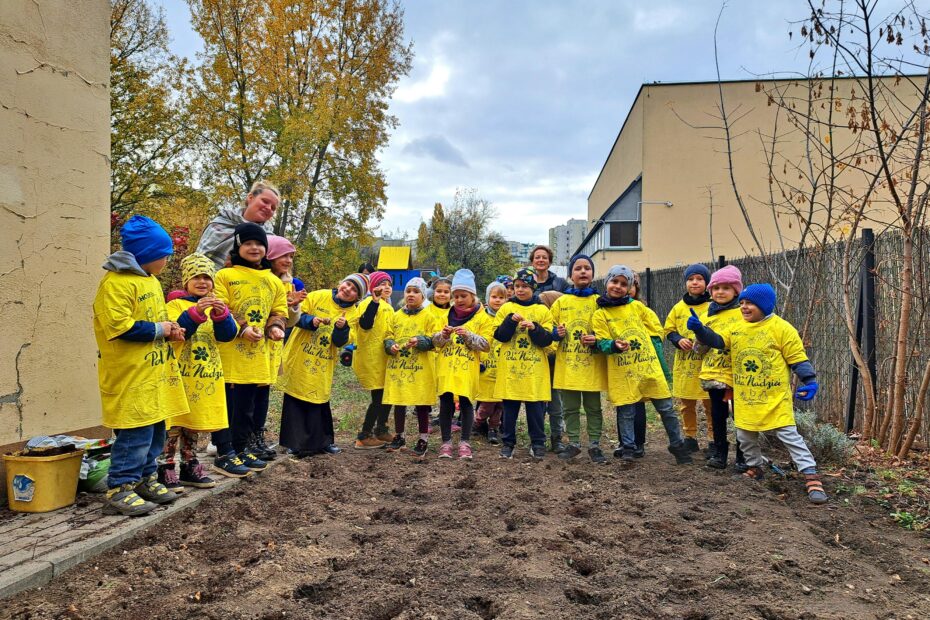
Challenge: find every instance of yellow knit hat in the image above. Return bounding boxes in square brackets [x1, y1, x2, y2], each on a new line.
[181, 253, 216, 285]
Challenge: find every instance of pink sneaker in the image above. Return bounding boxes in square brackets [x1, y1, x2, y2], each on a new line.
[451, 422, 462, 433]
[458, 442, 473, 460]
[438, 442, 453, 459]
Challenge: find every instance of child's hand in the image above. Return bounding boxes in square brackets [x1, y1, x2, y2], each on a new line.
[556, 323, 567, 337]
[405, 337, 419, 349]
[168, 324, 186, 341]
[614, 339, 630, 352]
[441, 325, 454, 337]
[390, 343, 401, 355]
[686, 309, 704, 332]
[211, 298, 227, 313]
[519, 320, 535, 330]
[196, 298, 213, 313]
[312, 316, 325, 328]
[334, 313, 347, 329]
[580, 334, 596, 346]
[242, 326, 263, 342]
[795, 381, 819, 401]
[158, 322, 175, 338]
[268, 326, 285, 341]
[511, 313, 523, 323]
[678, 338, 694, 351]
[453, 326, 468, 336]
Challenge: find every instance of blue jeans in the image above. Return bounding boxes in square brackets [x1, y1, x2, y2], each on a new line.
[616, 398, 683, 450]
[502, 400, 546, 447]
[108, 421, 166, 488]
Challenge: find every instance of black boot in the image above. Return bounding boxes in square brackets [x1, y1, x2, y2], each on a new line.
[706, 441, 728, 469]
[249, 431, 277, 461]
[550, 435, 566, 454]
[667, 442, 693, 465]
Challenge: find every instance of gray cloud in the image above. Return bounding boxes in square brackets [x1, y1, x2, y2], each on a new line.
[401, 134, 469, 168]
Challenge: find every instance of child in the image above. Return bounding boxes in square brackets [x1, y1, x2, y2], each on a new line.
[551, 255, 607, 464]
[691, 265, 745, 470]
[278, 274, 364, 456]
[93, 215, 188, 516]
[428, 276, 452, 319]
[474, 280, 509, 445]
[161, 253, 242, 490]
[687, 284, 827, 504]
[213, 223, 288, 474]
[494, 268, 555, 460]
[432, 269, 493, 459]
[497, 275, 515, 298]
[592, 265, 692, 465]
[352, 271, 396, 449]
[664, 264, 714, 454]
[383, 278, 440, 458]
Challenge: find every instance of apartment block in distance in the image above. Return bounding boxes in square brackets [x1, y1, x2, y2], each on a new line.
[549, 218, 588, 266]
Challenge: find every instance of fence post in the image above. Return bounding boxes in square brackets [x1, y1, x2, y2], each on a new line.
[645, 267, 652, 307]
[717, 255, 727, 269]
[846, 228, 877, 434]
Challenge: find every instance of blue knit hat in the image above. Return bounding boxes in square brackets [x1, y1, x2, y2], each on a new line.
[568, 254, 594, 278]
[120, 215, 173, 266]
[515, 267, 537, 290]
[684, 263, 711, 284]
[739, 283, 777, 316]
[451, 268, 477, 295]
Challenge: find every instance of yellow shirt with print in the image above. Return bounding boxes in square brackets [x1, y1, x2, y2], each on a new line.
[476, 310, 503, 402]
[278, 289, 359, 404]
[664, 299, 711, 400]
[435, 309, 495, 401]
[592, 300, 671, 405]
[349, 296, 395, 391]
[165, 299, 228, 431]
[93, 271, 189, 429]
[383, 308, 442, 406]
[493, 302, 553, 402]
[214, 265, 288, 385]
[550, 294, 606, 392]
[698, 306, 742, 386]
[723, 315, 809, 431]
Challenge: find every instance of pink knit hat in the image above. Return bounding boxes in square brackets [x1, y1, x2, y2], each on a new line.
[708, 265, 743, 295]
[368, 271, 392, 290]
[266, 235, 296, 261]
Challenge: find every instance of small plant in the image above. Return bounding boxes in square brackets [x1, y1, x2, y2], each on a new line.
[794, 410, 854, 465]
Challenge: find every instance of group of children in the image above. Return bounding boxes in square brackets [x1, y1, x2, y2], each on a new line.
[93, 207, 828, 517]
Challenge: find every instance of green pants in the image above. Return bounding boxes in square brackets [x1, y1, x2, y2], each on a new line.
[561, 390, 603, 445]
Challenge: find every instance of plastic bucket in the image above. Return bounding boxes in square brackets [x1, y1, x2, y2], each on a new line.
[4, 449, 84, 513]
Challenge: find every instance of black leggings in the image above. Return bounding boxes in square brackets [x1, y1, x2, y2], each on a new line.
[708, 388, 744, 462]
[633, 402, 647, 447]
[225, 384, 270, 453]
[359, 388, 392, 437]
[439, 393, 473, 442]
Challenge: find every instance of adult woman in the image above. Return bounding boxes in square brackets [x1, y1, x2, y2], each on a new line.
[527, 245, 567, 453]
[197, 181, 280, 269]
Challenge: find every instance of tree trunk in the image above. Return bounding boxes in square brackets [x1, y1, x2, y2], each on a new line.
[898, 356, 930, 458]
[884, 228, 914, 453]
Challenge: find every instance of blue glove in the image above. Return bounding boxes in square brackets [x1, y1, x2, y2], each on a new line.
[795, 381, 818, 401]
[686, 308, 704, 332]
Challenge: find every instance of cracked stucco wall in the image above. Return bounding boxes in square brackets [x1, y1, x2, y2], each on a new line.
[0, 1, 110, 446]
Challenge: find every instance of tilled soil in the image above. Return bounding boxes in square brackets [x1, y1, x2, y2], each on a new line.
[5, 435, 930, 620]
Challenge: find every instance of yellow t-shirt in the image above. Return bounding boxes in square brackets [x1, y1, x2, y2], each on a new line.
[165, 299, 228, 431]
[664, 299, 711, 400]
[550, 294, 606, 392]
[723, 315, 809, 431]
[476, 309, 503, 402]
[349, 296, 394, 390]
[698, 305, 743, 385]
[435, 308, 495, 401]
[278, 289, 359, 404]
[493, 301, 553, 402]
[214, 265, 288, 385]
[267, 280, 295, 380]
[592, 300, 671, 405]
[427, 303, 450, 324]
[93, 271, 189, 429]
[383, 307, 442, 406]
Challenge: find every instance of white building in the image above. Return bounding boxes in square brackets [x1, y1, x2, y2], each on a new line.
[549, 218, 588, 265]
[506, 240, 536, 265]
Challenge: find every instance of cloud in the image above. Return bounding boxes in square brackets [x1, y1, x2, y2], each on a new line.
[402, 135, 469, 168]
[394, 56, 451, 103]
[633, 5, 688, 33]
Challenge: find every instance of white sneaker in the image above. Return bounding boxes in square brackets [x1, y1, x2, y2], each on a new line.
[206, 442, 217, 456]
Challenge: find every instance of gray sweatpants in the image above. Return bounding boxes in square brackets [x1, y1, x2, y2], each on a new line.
[736, 425, 817, 472]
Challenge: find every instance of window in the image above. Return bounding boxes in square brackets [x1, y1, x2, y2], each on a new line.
[609, 221, 639, 248]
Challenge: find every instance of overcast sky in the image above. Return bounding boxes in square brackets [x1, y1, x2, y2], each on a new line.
[156, 0, 896, 244]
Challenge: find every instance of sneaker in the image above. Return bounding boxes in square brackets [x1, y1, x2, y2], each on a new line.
[385, 434, 406, 452]
[206, 442, 217, 456]
[213, 453, 252, 478]
[354, 436, 387, 450]
[412, 438, 429, 459]
[157, 464, 185, 495]
[558, 444, 583, 460]
[238, 451, 268, 471]
[704, 443, 717, 460]
[529, 444, 546, 460]
[252, 430, 277, 461]
[487, 429, 501, 445]
[804, 474, 829, 505]
[621, 447, 636, 462]
[550, 437, 566, 454]
[323, 444, 342, 455]
[135, 473, 179, 505]
[458, 442, 473, 460]
[588, 446, 608, 464]
[179, 461, 216, 489]
[741, 466, 765, 481]
[684, 437, 700, 453]
[706, 455, 727, 469]
[667, 442, 694, 465]
[438, 442, 454, 459]
[733, 460, 750, 474]
[633, 444, 646, 458]
[613, 446, 624, 459]
[499, 444, 515, 459]
[103, 483, 158, 516]
[375, 431, 394, 443]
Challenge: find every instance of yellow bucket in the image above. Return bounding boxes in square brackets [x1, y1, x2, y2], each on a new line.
[4, 449, 84, 513]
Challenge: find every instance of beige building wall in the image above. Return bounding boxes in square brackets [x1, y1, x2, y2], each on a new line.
[587, 79, 907, 272]
[0, 1, 110, 449]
